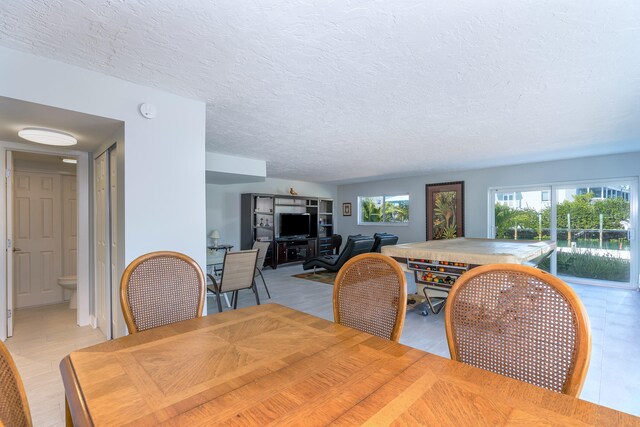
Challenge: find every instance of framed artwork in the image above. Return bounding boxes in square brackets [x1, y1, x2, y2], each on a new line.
[342, 202, 352, 216]
[425, 181, 464, 240]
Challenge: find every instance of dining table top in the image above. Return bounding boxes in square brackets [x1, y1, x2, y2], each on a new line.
[60, 303, 639, 426]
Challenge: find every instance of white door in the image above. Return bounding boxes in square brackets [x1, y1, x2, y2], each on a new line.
[61, 175, 77, 276]
[6, 151, 14, 337]
[94, 151, 111, 339]
[13, 171, 63, 307]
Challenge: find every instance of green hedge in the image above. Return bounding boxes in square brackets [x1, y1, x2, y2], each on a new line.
[538, 250, 629, 282]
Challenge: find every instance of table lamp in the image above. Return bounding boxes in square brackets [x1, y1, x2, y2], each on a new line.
[209, 230, 221, 247]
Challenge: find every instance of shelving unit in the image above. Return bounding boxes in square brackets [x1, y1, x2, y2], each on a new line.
[241, 193, 334, 267]
[241, 195, 276, 267]
[317, 199, 334, 256]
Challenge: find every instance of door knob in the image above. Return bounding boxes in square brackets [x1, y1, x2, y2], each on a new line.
[13, 247, 21, 252]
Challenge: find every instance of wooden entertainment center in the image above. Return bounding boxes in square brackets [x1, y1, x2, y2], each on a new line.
[240, 193, 334, 268]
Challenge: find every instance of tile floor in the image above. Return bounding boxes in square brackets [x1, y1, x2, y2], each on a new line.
[4, 264, 640, 426]
[4, 303, 105, 426]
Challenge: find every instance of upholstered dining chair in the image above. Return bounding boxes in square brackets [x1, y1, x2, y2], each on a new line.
[444, 264, 591, 397]
[333, 253, 407, 342]
[252, 241, 272, 299]
[0, 340, 32, 427]
[120, 251, 206, 334]
[208, 249, 260, 313]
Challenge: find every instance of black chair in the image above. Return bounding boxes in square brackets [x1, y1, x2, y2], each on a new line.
[303, 236, 374, 272]
[331, 234, 342, 255]
[371, 233, 399, 252]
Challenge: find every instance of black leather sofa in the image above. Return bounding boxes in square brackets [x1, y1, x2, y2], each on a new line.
[302, 235, 374, 272]
[371, 233, 399, 252]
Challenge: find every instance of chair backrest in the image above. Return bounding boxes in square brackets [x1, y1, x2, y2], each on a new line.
[333, 253, 407, 342]
[445, 264, 591, 397]
[0, 340, 32, 427]
[371, 233, 399, 252]
[219, 250, 259, 292]
[331, 234, 343, 255]
[252, 241, 271, 274]
[332, 236, 375, 269]
[120, 251, 206, 333]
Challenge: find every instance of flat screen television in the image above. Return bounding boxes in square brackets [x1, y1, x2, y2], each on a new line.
[280, 213, 311, 238]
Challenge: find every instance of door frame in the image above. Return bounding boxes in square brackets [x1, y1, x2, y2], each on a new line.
[489, 177, 639, 289]
[1, 142, 91, 341]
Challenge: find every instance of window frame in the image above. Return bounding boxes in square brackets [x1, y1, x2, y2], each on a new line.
[357, 194, 410, 226]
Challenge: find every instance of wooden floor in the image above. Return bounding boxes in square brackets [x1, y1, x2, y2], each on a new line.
[4, 263, 640, 426]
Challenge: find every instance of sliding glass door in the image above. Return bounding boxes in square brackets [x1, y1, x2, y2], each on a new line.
[491, 187, 552, 272]
[554, 181, 633, 285]
[490, 179, 637, 288]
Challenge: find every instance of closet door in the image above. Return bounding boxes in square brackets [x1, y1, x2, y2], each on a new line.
[109, 148, 119, 336]
[94, 151, 111, 339]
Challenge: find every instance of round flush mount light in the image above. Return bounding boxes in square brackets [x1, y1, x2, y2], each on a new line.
[18, 127, 78, 146]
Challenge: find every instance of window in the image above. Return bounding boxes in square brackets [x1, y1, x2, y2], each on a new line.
[358, 194, 409, 224]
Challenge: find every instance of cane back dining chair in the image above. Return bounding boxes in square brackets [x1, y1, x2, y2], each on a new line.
[120, 251, 206, 334]
[252, 241, 272, 299]
[0, 340, 32, 427]
[333, 253, 407, 342]
[444, 264, 591, 397]
[208, 249, 260, 313]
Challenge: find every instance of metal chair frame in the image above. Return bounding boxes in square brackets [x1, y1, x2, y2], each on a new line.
[252, 241, 272, 299]
[207, 250, 260, 312]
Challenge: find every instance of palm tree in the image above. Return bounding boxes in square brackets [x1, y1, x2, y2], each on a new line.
[361, 198, 382, 222]
[384, 201, 409, 222]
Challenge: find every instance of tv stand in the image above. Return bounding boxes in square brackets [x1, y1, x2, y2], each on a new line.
[276, 238, 317, 265]
[240, 193, 334, 268]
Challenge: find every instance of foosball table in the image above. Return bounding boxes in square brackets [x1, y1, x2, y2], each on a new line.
[382, 238, 556, 315]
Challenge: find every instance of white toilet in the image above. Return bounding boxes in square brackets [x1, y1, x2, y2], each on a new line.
[58, 275, 77, 309]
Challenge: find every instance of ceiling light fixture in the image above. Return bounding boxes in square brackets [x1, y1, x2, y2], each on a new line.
[62, 158, 78, 164]
[18, 127, 78, 146]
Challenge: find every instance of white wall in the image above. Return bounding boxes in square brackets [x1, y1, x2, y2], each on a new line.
[0, 46, 207, 330]
[207, 177, 337, 248]
[337, 152, 640, 243]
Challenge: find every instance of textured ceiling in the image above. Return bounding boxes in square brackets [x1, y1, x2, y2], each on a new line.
[1, 1, 639, 183]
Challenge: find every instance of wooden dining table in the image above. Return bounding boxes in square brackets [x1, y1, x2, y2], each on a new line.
[60, 303, 639, 426]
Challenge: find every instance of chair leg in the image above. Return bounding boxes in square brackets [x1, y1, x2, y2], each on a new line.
[233, 291, 239, 309]
[257, 269, 270, 299]
[208, 274, 224, 313]
[253, 281, 261, 306]
[215, 289, 223, 313]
